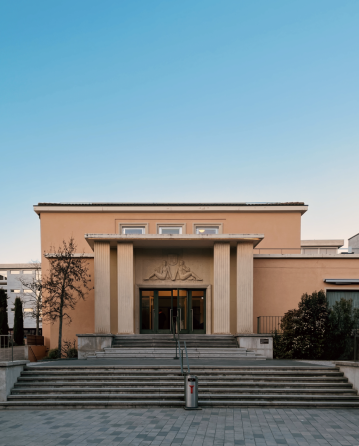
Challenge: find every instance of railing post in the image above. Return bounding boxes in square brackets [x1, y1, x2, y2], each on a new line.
[257, 317, 260, 334]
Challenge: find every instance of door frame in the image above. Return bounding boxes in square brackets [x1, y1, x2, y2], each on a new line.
[137, 284, 212, 334]
[140, 288, 207, 334]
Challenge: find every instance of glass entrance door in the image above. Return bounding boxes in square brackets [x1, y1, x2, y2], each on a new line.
[157, 290, 172, 333]
[140, 289, 206, 334]
[191, 290, 205, 333]
[173, 289, 189, 334]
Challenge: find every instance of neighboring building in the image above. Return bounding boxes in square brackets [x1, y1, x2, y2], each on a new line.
[349, 233, 359, 254]
[301, 240, 344, 255]
[0, 264, 42, 335]
[33, 202, 359, 349]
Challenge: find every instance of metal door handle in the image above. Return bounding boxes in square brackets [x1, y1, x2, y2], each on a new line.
[191, 309, 193, 331]
[170, 309, 172, 330]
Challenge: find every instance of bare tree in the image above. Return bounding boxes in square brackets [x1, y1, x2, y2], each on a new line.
[42, 237, 92, 358]
[18, 262, 42, 335]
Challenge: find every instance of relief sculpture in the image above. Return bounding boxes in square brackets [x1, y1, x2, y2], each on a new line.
[144, 258, 202, 281]
[145, 260, 173, 280]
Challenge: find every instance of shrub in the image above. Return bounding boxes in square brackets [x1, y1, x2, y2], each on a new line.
[62, 340, 78, 358]
[66, 347, 78, 358]
[13, 297, 24, 346]
[325, 298, 359, 360]
[47, 348, 59, 359]
[273, 291, 359, 360]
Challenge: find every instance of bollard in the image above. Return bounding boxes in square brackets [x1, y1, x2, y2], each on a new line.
[184, 374, 200, 410]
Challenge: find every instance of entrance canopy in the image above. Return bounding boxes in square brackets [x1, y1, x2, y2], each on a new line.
[85, 233, 264, 250]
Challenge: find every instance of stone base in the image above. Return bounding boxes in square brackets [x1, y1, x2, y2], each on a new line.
[76, 334, 114, 359]
[235, 334, 273, 359]
[336, 361, 359, 392]
[0, 360, 29, 402]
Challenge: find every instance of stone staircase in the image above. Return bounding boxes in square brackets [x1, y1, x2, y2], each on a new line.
[1, 365, 359, 409]
[92, 334, 265, 359]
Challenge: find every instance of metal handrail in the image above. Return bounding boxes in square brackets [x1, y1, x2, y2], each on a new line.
[178, 340, 184, 375]
[183, 341, 190, 374]
[172, 315, 179, 359]
[177, 340, 191, 375]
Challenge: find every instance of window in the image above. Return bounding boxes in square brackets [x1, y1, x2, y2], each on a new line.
[122, 226, 145, 235]
[118, 222, 148, 234]
[196, 226, 219, 235]
[327, 290, 359, 308]
[122, 227, 145, 235]
[23, 271, 33, 275]
[23, 290, 32, 294]
[159, 226, 182, 235]
[24, 309, 33, 313]
[193, 223, 222, 234]
[10, 271, 20, 274]
[11, 289, 20, 293]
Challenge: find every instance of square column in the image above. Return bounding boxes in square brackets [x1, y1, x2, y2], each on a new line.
[213, 242, 230, 334]
[117, 242, 134, 334]
[94, 241, 111, 333]
[237, 242, 254, 333]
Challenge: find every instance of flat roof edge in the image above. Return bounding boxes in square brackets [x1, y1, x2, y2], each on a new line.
[33, 204, 308, 215]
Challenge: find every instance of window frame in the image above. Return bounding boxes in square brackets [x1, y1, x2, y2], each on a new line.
[193, 223, 223, 235]
[157, 223, 185, 235]
[118, 223, 148, 235]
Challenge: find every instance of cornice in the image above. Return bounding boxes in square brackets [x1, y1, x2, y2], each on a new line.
[33, 204, 308, 215]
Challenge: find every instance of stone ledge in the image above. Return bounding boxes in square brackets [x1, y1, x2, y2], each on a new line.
[335, 361, 359, 367]
[234, 334, 273, 338]
[76, 334, 113, 337]
[0, 361, 29, 368]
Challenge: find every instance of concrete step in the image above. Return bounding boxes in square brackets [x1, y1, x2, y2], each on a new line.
[94, 349, 258, 359]
[105, 348, 247, 352]
[19, 368, 344, 377]
[7, 365, 355, 409]
[7, 393, 359, 402]
[11, 387, 357, 395]
[3, 400, 359, 409]
[14, 381, 353, 388]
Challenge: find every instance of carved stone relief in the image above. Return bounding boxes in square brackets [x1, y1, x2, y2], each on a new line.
[144, 255, 202, 281]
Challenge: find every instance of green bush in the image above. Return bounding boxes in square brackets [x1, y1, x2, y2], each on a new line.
[273, 291, 359, 360]
[47, 348, 59, 359]
[13, 297, 24, 346]
[66, 347, 78, 358]
[325, 298, 359, 360]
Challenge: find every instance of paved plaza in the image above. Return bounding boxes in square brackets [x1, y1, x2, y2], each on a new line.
[1, 408, 359, 446]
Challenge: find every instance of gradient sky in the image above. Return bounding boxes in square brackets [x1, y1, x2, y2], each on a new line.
[1, 0, 358, 263]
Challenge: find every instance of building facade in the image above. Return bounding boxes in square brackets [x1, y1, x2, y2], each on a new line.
[33, 202, 359, 350]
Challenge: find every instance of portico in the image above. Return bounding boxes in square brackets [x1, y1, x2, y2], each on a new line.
[85, 233, 264, 336]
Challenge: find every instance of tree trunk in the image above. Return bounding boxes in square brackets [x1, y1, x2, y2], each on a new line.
[58, 299, 63, 359]
[36, 308, 39, 336]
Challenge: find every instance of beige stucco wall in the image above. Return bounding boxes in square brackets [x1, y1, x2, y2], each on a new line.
[253, 257, 359, 330]
[39, 208, 359, 348]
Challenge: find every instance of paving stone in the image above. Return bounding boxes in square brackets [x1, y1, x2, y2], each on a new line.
[2, 408, 359, 446]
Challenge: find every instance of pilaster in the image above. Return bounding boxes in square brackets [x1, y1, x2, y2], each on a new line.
[237, 242, 254, 333]
[213, 242, 230, 334]
[117, 242, 134, 334]
[94, 241, 111, 333]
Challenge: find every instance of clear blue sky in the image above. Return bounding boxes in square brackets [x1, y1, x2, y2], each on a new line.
[1, 0, 358, 262]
